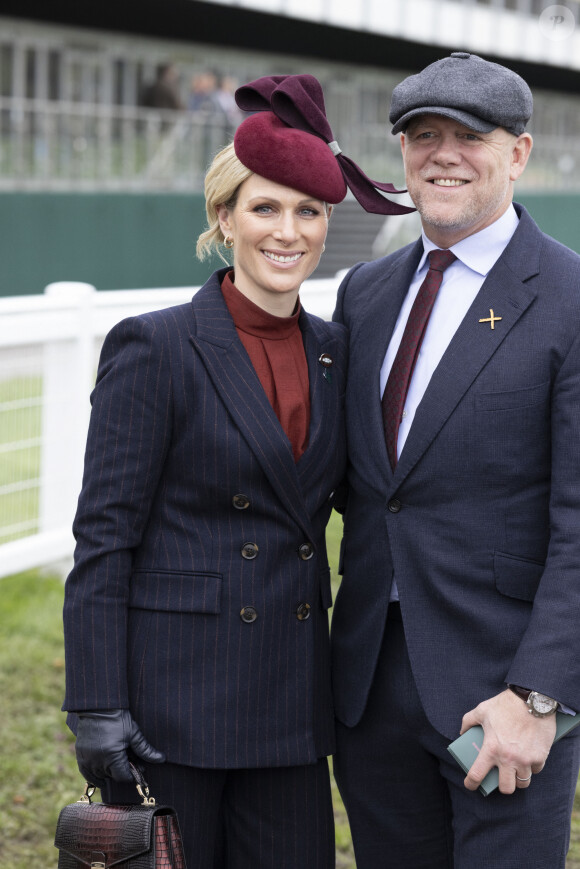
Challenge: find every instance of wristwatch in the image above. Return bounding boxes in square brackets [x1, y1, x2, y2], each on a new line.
[508, 684, 558, 717]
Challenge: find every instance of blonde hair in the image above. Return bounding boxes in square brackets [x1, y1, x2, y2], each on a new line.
[196, 142, 253, 263]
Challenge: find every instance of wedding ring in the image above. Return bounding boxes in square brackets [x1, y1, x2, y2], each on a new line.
[516, 773, 532, 782]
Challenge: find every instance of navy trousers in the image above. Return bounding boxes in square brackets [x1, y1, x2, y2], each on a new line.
[102, 758, 335, 869]
[334, 606, 580, 869]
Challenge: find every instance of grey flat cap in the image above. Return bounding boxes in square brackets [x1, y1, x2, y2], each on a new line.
[390, 52, 533, 136]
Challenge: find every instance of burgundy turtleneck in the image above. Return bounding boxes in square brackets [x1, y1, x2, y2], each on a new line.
[221, 271, 310, 462]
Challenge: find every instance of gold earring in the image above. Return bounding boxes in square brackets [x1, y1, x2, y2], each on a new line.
[224, 236, 234, 249]
[322, 244, 326, 253]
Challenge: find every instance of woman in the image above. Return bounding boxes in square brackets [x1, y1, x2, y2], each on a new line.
[62, 74, 409, 868]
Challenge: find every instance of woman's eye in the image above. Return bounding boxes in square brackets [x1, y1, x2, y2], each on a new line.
[299, 207, 319, 217]
[253, 204, 274, 214]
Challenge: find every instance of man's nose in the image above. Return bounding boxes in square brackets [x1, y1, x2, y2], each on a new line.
[431, 135, 462, 164]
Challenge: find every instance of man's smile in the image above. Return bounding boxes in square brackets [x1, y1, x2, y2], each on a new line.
[429, 178, 470, 187]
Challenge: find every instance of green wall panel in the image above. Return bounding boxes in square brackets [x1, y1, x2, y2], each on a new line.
[0, 192, 222, 296]
[0, 191, 578, 297]
[517, 193, 580, 256]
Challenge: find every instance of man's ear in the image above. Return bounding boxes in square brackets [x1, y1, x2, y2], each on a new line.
[400, 132, 406, 159]
[510, 133, 533, 181]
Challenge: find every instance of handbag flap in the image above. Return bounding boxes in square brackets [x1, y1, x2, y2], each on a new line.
[55, 801, 166, 867]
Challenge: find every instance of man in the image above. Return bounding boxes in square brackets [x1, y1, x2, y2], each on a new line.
[332, 52, 580, 868]
[141, 63, 184, 111]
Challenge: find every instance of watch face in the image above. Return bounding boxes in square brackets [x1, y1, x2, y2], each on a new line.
[530, 692, 557, 715]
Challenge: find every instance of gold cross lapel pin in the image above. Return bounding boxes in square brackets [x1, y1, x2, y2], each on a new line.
[479, 308, 502, 330]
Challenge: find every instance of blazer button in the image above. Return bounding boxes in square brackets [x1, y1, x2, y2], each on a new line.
[240, 606, 257, 623]
[298, 542, 314, 561]
[241, 542, 259, 559]
[388, 499, 402, 513]
[296, 603, 311, 621]
[233, 494, 250, 510]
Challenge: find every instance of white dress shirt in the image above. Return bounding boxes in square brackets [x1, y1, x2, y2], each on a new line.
[382, 204, 520, 602]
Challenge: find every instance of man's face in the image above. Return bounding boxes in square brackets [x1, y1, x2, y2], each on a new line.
[400, 115, 532, 247]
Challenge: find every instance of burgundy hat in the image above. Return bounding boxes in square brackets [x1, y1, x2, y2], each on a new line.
[234, 74, 414, 215]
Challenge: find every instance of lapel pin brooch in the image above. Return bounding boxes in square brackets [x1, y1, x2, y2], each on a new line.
[319, 352, 334, 383]
[479, 309, 502, 330]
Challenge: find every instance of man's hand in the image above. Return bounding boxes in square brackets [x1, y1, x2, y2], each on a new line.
[460, 689, 556, 794]
[75, 708, 166, 786]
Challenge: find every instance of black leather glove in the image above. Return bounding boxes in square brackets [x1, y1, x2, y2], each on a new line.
[75, 708, 166, 786]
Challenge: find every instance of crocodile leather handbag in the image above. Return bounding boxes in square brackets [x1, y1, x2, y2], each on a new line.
[54, 765, 186, 869]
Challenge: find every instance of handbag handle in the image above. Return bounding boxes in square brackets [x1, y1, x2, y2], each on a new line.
[79, 762, 156, 807]
[129, 762, 156, 806]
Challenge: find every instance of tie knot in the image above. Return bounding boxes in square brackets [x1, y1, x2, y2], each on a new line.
[428, 248, 456, 273]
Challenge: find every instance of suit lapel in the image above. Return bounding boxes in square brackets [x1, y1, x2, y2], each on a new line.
[348, 241, 423, 489]
[296, 312, 341, 485]
[394, 216, 541, 486]
[189, 274, 314, 539]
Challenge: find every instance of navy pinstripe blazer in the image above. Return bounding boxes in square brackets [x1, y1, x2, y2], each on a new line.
[63, 268, 348, 769]
[332, 204, 580, 740]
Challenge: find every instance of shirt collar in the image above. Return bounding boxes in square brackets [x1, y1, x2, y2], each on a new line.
[220, 270, 301, 340]
[418, 204, 520, 277]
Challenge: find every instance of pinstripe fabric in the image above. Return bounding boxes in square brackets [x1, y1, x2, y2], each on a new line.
[63, 267, 347, 770]
[102, 759, 335, 869]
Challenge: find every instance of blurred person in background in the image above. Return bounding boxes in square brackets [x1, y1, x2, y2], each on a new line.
[141, 62, 184, 111]
[214, 74, 244, 143]
[189, 69, 227, 171]
[61, 73, 409, 868]
[188, 69, 219, 113]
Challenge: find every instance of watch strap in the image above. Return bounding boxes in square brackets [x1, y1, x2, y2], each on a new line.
[508, 684, 558, 716]
[508, 684, 531, 703]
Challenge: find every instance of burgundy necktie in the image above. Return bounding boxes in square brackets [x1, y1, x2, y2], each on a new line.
[382, 248, 457, 470]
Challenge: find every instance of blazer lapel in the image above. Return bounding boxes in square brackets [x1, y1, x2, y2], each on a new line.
[393, 223, 540, 486]
[348, 241, 423, 489]
[189, 274, 314, 539]
[296, 312, 341, 485]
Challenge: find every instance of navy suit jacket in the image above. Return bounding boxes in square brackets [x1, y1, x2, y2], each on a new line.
[332, 204, 580, 740]
[63, 268, 347, 769]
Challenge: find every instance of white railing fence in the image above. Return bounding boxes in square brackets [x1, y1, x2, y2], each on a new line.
[3, 96, 580, 192]
[0, 98, 239, 191]
[0, 277, 341, 580]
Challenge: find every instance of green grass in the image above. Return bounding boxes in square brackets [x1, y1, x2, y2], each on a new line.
[0, 570, 79, 867]
[0, 376, 42, 543]
[2, 515, 580, 867]
[328, 511, 356, 868]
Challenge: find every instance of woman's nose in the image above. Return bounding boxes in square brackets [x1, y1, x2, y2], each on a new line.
[273, 213, 299, 243]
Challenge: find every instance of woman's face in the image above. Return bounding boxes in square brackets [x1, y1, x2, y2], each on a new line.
[217, 173, 330, 316]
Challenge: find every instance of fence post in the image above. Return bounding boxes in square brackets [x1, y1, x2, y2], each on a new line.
[39, 282, 96, 562]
